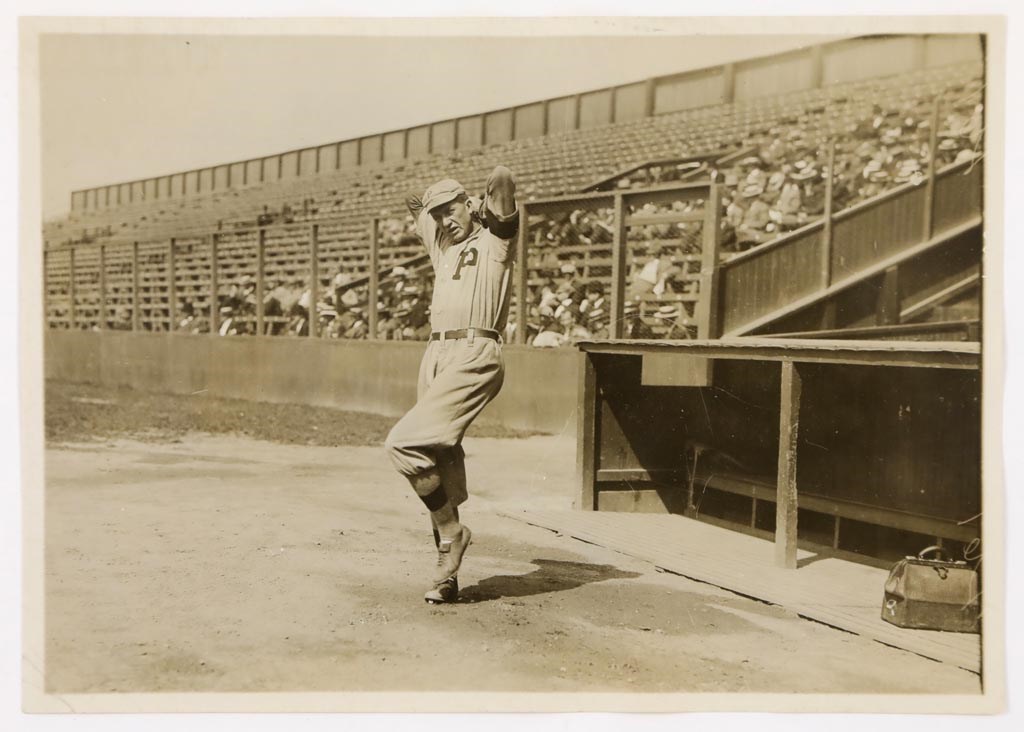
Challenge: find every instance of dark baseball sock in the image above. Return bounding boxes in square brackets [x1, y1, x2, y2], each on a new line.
[409, 469, 461, 539]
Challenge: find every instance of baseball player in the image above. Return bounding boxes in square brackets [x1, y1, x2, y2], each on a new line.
[384, 165, 518, 604]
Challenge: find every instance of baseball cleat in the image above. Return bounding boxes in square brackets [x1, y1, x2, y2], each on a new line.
[434, 525, 472, 584]
[424, 575, 459, 604]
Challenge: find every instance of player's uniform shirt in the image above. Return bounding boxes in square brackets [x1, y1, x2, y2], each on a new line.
[414, 211, 515, 334]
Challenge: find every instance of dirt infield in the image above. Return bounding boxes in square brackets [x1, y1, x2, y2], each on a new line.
[42, 384, 981, 696]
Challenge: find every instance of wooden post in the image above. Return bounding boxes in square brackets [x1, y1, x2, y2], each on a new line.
[878, 265, 901, 326]
[722, 62, 736, 104]
[256, 228, 266, 335]
[514, 204, 529, 345]
[696, 184, 723, 339]
[575, 352, 598, 511]
[68, 247, 76, 330]
[810, 44, 824, 88]
[167, 238, 177, 332]
[923, 102, 939, 241]
[821, 140, 836, 289]
[368, 218, 379, 340]
[608, 193, 627, 339]
[775, 360, 801, 569]
[98, 244, 107, 330]
[309, 224, 319, 338]
[131, 241, 140, 332]
[210, 234, 220, 334]
[643, 78, 657, 117]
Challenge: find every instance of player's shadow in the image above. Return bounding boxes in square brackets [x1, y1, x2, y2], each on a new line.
[458, 559, 640, 603]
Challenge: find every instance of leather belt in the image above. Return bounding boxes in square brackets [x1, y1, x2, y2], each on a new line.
[429, 328, 501, 342]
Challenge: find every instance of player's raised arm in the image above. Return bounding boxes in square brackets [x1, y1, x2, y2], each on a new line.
[406, 191, 439, 260]
[480, 165, 519, 241]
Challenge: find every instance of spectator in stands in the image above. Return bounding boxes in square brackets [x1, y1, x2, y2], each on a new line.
[629, 241, 681, 299]
[263, 279, 286, 335]
[622, 301, 653, 340]
[333, 269, 356, 308]
[555, 300, 592, 345]
[112, 307, 133, 331]
[772, 178, 803, 230]
[735, 185, 771, 249]
[554, 263, 584, 305]
[578, 281, 605, 319]
[531, 308, 566, 348]
[377, 304, 399, 340]
[586, 305, 608, 340]
[342, 308, 368, 339]
[400, 287, 431, 340]
[652, 304, 690, 339]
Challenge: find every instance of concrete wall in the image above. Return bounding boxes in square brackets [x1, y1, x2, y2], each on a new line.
[72, 33, 984, 212]
[45, 331, 580, 435]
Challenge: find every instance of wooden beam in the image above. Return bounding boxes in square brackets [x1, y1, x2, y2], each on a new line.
[923, 102, 940, 240]
[256, 228, 266, 335]
[575, 352, 598, 511]
[695, 183, 722, 341]
[98, 244, 107, 330]
[577, 338, 980, 370]
[515, 205, 529, 345]
[368, 218, 379, 340]
[775, 360, 801, 569]
[900, 272, 981, 322]
[769, 319, 979, 341]
[68, 247, 76, 330]
[131, 241, 140, 332]
[608, 193, 628, 339]
[721, 62, 736, 104]
[877, 265, 901, 326]
[167, 238, 177, 331]
[309, 224, 319, 338]
[821, 139, 836, 288]
[210, 234, 220, 335]
[643, 78, 656, 117]
[625, 211, 705, 226]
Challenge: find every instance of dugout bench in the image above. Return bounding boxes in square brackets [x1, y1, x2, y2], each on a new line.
[574, 338, 981, 568]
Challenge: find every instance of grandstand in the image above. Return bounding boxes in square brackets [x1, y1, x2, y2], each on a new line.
[43, 34, 983, 347]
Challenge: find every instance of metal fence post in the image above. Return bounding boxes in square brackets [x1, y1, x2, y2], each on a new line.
[309, 224, 319, 338]
[608, 193, 627, 339]
[368, 218, 379, 340]
[514, 204, 529, 345]
[256, 228, 266, 335]
[168, 237, 177, 332]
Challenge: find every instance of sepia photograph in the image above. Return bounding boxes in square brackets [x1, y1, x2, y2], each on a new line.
[13, 9, 1015, 721]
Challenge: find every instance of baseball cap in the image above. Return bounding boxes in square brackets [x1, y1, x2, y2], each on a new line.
[422, 179, 466, 214]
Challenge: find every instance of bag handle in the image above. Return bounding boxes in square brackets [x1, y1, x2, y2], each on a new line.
[917, 545, 953, 562]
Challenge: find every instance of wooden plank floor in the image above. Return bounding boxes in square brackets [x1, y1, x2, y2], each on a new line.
[502, 509, 981, 674]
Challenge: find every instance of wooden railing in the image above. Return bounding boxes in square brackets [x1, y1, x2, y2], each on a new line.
[44, 182, 721, 341]
[715, 157, 984, 337]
